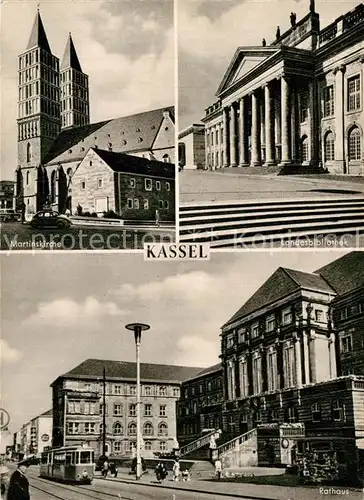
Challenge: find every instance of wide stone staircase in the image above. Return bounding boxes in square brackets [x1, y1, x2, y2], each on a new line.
[217, 429, 258, 468]
[179, 197, 364, 247]
[178, 429, 221, 460]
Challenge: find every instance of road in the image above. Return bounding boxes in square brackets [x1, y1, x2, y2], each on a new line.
[28, 475, 256, 500]
[0, 222, 175, 251]
[180, 170, 364, 203]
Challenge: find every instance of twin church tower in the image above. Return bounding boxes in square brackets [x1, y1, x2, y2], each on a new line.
[17, 9, 89, 210]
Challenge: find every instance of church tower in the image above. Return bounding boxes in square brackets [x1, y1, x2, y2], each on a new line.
[17, 9, 61, 212]
[60, 33, 90, 129]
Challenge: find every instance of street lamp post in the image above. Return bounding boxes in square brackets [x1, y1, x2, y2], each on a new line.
[125, 323, 150, 481]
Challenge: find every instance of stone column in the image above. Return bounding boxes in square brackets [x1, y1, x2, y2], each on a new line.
[329, 334, 337, 379]
[264, 82, 275, 165]
[223, 107, 230, 167]
[239, 97, 248, 166]
[251, 91, 261, 166]
[230, 103, 238, 167]
[303, 332, 310, 384]
[308, 80, 319, 166]
[294, 336, 302, 387]
[290, 85, 298, 164]
[280, 75, 291, 165]
[333, 66, 346, 173]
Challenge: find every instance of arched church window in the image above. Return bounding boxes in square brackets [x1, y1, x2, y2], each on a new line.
[348, 127, 361, 161]
[26, 143, 32, 163]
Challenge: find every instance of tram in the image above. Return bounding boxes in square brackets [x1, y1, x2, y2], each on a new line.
[39, 446, 95, 483]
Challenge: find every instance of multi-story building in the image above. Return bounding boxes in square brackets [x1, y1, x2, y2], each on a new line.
[15, 10, 175, 216]
[13, 409, 53, 457]
[177, 364, 223, 447]
[178, 124, 205, 170]
[202, 2, 364, 174]
[70, 148, 175, 220]
[51, 359, 202, 458]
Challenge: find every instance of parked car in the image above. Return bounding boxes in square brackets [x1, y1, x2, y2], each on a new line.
[0, 208, 21, 222]
[30, 210, 71, 229]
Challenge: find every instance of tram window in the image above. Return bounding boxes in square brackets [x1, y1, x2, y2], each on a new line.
[41, 454, 48, 464]
[66, 452, 75, 465]
[80, 451, 92, 464]
[54, 453, 66, 463]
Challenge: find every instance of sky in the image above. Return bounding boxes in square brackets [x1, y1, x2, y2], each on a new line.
[0, 249, 350, 431]
[0, 0, 174, 180]
[178, 0, 363, 130]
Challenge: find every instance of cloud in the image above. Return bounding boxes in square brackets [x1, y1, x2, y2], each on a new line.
[174, 335, 220, 366]
[26, 296, 127, 326]
[0, 339, 22, 363]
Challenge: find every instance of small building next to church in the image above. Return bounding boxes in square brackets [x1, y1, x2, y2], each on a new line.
[203, 2, 364, 174]
[14, 10, 175, 217]
[178, 124, 205, 170]
[72, 148, 175, 221]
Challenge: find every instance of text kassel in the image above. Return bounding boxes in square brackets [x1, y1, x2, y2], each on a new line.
[144, 243, 210, 260]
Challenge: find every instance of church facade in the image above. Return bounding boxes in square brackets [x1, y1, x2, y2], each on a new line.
[203, 2, 364, 174]
[15, 11, 175, 216]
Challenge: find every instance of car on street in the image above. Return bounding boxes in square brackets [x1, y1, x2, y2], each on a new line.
[0, 208, 21, 222]
[30, 210, 72, 229]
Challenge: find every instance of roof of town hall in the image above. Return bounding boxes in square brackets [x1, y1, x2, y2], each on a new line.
[184, 363, 222, 382]
[51, 359, 204, 386]
[315, 251, 364, 296]
[44, 106, 175, 165]
[91, 148, 175, 179]
[223, 266, 335, 328]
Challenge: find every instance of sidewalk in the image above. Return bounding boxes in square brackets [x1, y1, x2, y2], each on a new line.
[97, 468, 363, 500]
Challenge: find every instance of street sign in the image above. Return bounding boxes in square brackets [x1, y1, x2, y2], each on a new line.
[0, 409, 10, 430]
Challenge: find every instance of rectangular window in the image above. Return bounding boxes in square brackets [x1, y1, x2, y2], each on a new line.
[159, 386, 167, 396]
[143, 199, 149, 210]
[266, 315, 275, 332]
[165, 182, 170, 191]
[239, 359, 249, 397]
[311, 403, 322, 422]
[341, 334, 352, 353]
[299, 93, 308, 122]
[144, 386, 152, 396]
[129, 404, 136, 417]
[159, 405, 166, 417]
[129, 386, 136, 395]
[323, 85, 334, 117]
[129, 178, 136, 188]
[145, 178, 152, 191]
[156, 181, 161, 191]
[347, 75, 361, 111]
[282, 308, 293, 325]
[84, 423, 95, 434]
[251, 323, 259, 339]
[114, 404, 123, 416]
[67, 422, 79, 434]
[144, 404, 152, 417]
[159, 200, 164, 209]
[114, 385, 122, 395]
[159, 441, 167, 451]
[164, 201, 169, 209]
[252, 356, 262, 395]
[284, 345, 295, 388]
[134, 198, 139, 209]
[315, 309, 324, 322]
[267, 351, 278, 391]
[81, 181, 86, 190]
[97, 178, 103, 189]
[127, 198, 133, 209]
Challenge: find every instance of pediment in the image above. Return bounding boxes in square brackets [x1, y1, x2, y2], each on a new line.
[217, 47, 278, 96]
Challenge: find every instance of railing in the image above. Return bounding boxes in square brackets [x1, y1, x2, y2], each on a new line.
[179, 429, 221, 457]
[319, 23, 338, 45]
[343, 3, 364, 30]
[319, 4, 364, 47]
[218, 428, 257, 457]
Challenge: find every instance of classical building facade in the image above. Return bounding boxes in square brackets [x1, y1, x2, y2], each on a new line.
[178, 124, 205, 170]
[65, 148, 175, 221]
[15, 11, 175, 216]
[51, 359, 202, 459]
[176, 252, 364, 478]
[203, 2, 364, 174]
[13, 409, 53, 458]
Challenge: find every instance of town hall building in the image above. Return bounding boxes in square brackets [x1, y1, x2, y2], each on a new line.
[15, 10, 175, 217]
[203, 1, 364, 174]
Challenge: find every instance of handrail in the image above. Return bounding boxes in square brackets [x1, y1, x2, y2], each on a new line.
[179, 429, 221, 457]
[218, 428, 257, 456]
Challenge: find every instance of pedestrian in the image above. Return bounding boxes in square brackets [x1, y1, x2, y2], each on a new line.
[102, 459, 109, 478]
[214, 458, 222, 480]
[6, 459, 30, 500]
[0, 459, 9, 498]
[155, 462, 167, 483]
[181, 469, 190, 481]
[172, 459, 180, 482]
[155, 209, 160, 227]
